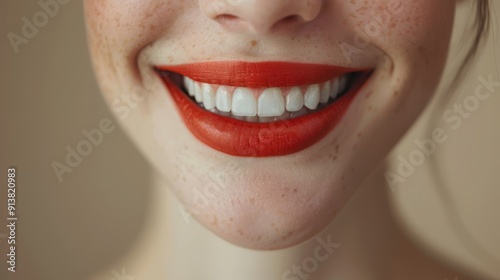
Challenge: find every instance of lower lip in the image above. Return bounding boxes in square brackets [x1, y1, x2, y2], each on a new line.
[158, 67, 369, 157]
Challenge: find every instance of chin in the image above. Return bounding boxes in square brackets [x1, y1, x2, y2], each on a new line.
[178, 160, 352, 250]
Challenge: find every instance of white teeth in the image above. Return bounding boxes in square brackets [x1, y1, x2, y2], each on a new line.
[194, 82, 203, 103]
[184, 77, 195, 97]
[181, 73, 354, 121]
[286, 87, 304, 112]
[216, 86, 231, 112]
[202, 83, 216, 110]
[232, 88, 257, 117]
[330, 77, 340, 99]
[320, 81, 331, 104]
[304, 84, 320, 110]
[258, 88, 285, 117]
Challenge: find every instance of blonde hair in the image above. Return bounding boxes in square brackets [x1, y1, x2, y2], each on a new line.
[444, 0, 491, 101]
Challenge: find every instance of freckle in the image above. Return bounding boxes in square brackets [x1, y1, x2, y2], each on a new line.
[293, 189, 298, 193]
[229, 218, 233, 222]
[281, 194, 285, 198]
[393, 91, 399, 97]
[250, 40, 257, 47]
[368, 105, 373, 111]
[341, 175, 345, 180]
[257, 236, 261, 241]
[330, 137, 338, 146]
[249, 198, 256, 204]
[335, 145, 340, 153]
[333, 155, 338, 161]
[357, 132, 362, 138]
[238, 230, 244, 236]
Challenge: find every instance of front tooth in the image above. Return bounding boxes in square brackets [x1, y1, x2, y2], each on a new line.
[320, 81, 331, 103]
[202, 83, 216, 110]
[183, 77, 194, 96]
[232, 88, 257, 117]
[304, 84, 320, 110]
[286, 87, 304, 112]
[258, 88, 285, 117]
[216, 86, 231, 112]
[194, 82, 203, 103]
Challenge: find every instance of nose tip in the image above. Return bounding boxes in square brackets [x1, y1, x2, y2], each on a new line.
[200, 0, 322, 34]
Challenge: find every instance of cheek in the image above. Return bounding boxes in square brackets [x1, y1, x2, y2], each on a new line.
[345, 0, 455, 114]
[342, 0, 455, 57]
[85, 0, 173, 39]
[328, 0, 456, 196]
[84, 0, 186, 93]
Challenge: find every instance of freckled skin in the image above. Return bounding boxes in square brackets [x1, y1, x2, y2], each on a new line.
[84, 0, 456, 249]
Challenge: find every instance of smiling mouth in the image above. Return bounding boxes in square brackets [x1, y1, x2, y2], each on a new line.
[155, 62, 372, 157]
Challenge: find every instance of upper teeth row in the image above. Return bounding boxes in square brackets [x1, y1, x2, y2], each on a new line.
[183, 75, 349, 117]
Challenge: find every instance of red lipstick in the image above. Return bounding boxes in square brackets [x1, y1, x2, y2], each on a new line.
[156, 62, 370, 157]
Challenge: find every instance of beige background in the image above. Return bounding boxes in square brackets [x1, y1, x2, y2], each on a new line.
[1, 1, 499, 280]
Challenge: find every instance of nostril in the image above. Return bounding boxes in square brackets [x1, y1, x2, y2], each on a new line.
[215, 14, 240, 23]
[271, 15, 302, 30]
[281, 15, 299, 24]
[281, 15, 298, 22]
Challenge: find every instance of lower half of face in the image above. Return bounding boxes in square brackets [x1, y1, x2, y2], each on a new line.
[84, 0, 456, 249]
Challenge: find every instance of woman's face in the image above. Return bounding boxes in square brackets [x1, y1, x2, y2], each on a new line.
[85, 0, 455, 249]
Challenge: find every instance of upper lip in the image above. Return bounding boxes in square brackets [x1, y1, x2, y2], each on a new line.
[155, 61, 370, 87]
